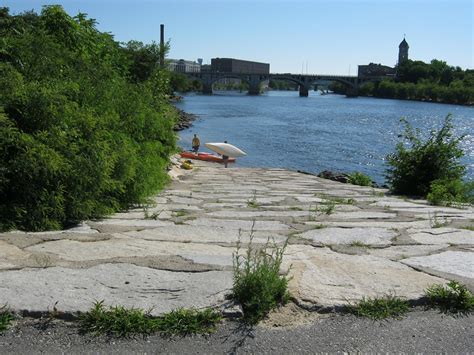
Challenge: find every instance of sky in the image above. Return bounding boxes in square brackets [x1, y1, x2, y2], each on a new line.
[3, 0, 473, 75]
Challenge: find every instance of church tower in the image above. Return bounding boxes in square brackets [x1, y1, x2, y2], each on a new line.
[398, 37, 409, 64]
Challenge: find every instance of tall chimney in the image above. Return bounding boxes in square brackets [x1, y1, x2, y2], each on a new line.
[160, 24, 165, 68]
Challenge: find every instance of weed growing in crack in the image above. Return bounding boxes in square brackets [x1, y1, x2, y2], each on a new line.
[0, 305, 14, 332]
[425, 281, 474, 314]
[429, 212, 450, 228]
[144, 207, 163, 220]
[315, 194, 356, 205]
[320, 200, 336, 215]
[349, 241, 370, 248]
[232, 222, 291, 325]
[79, 301, 222, 337]
[247, 190, 259, 208]
[345, 295, 409, 320]
[173, 210, 188, 217]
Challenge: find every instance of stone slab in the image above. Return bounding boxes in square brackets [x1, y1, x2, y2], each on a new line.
[409, 228, 474, 245]
[368, 244, 449, 261]
[315, 220, 432, 230]
[0, 264, 232, 316]
[25, 238, 234, 267]
[92, 219, 174, 228]
[370, 199, 428, 209]
[283, 245, 445, 309]
[185, 218, 289, 231]
[297, 227, 397, 246]
[205, 210, 308, 218]
[329, 211, 397, 220]
[401, 251, 474, 279]
[123, 225, 287, 245]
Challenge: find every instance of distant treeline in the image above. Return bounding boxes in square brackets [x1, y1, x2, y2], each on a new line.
[0, 6, 178, 231]
[330, 60, 474, 105]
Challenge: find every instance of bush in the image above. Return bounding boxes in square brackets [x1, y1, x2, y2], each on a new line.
[386, 115, 466, 196]
[232, 227, 291, 324]
[348, 172, 373, 187]
[0, 7, 177, 231]
[425, 281, 474, 314]
[427, 179, 474, 206]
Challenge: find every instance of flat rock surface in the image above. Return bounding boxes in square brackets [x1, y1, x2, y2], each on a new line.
[297, 227, 397, 246]
[0, 264, 232, 316]
[1, 160, 473, 316]
[283, 245, 445, 309]
[401, 251, 474, 279]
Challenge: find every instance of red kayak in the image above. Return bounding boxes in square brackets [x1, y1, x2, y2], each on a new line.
[180, 151, 236, 163]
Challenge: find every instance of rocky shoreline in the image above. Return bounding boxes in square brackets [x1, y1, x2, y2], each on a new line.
[173, 107, 197, 131]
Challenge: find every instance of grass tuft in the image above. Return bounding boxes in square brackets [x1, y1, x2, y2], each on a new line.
[346, 295, 409, 320]
[425, 281, 474, 314]
[79, 301, 222, 337]
[232, 223, 291, 325]
[247, 190, 260, 208]
[158, 308, 222, 336]
[0, 305, 14, 332]
[348, 172, 373, 187]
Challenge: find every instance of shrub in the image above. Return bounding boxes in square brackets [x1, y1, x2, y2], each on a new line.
[346, 295, 410, 320]
[232, 227, 291, 324]
[0, 7, 177, 231]
[348, 172, 373, 187]
[427, 179, 474, 206]
[425, 281, 474, 314]
[386, 115, 466, 196]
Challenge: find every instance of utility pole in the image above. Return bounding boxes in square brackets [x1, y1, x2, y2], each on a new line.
[160, 24, 165, 68]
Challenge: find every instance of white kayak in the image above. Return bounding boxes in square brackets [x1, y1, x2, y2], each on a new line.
[205, 142, 247, 158]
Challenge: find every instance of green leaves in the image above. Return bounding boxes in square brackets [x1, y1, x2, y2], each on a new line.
[232, 230, 290, 324]
[386, 115, 466, 197]
[0, 7, 177, 231]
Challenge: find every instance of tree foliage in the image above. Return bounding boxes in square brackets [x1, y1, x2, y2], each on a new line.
[332, 59, 474, 105]
[361, 60, 474, 105]
[0, 6, 177, 231]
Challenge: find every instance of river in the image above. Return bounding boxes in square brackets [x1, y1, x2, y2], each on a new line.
[176, 91, 473, 184]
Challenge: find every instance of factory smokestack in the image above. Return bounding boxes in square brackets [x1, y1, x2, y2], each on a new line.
[160, 24, 165, 68]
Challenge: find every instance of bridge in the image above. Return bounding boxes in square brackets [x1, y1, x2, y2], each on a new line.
[185, 72, 385, 97]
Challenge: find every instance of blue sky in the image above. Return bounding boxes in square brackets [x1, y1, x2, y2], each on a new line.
[4, 0, 473, 74]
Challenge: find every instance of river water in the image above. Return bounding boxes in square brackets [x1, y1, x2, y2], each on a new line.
[176, 91, 473, 184]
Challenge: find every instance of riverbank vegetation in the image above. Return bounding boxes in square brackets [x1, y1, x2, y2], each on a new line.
[0, 6, 178, 231]
[332, 59, 474, 105]
[386, 115, 473, 205]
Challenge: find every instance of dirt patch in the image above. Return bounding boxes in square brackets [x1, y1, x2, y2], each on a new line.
[260, 302, 329, 329]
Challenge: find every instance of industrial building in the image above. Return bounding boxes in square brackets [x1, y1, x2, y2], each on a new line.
[168, 59, 201, 73]
[211, 58, 270, 74]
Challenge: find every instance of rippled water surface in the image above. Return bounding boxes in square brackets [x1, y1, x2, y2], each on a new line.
[177, 91, 473, 184]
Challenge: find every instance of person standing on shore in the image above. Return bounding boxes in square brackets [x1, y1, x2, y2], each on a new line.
[192, 134, 200, 153]
[222, 140, 229, 168]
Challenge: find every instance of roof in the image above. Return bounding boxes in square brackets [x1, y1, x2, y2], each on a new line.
[399, 38, 409, 48]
